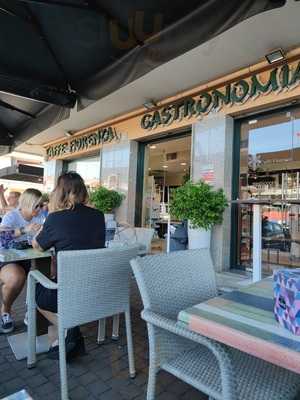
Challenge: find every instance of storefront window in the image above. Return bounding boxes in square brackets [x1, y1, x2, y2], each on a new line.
[237, 107, 300, 272]
[67, 155, 100, 189]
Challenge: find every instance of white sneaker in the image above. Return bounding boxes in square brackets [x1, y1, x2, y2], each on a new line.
[24, 312, 28, 326]
[0, 313, 14, 333]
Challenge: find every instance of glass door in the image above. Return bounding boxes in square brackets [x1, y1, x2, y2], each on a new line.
[140, 135, 191, 253]
[236, 107, 300, 273]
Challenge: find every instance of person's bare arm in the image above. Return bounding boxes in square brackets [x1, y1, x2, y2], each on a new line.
[32, 238, 44, 251]
[0, 185, 8, 208]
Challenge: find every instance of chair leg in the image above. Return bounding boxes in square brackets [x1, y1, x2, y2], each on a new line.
[97, 318, 106, 344]
[147, 325, 157, 400]
[147, 362, 157, 400]
[112, 314, 120, 340]
[27, 275, 37, 368]
[58, 326, 69, 400]
[125, 310, 136, 378]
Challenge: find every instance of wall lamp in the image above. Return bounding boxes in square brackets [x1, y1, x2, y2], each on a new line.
[265, 48, 285, 64]
[143, 99, 157, 109]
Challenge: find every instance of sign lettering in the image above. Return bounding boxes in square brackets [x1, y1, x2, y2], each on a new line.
[46, 126, 121, 159]
[141, 61, 300, 130]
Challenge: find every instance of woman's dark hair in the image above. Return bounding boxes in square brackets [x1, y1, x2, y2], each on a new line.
[50, 171, 88, 211]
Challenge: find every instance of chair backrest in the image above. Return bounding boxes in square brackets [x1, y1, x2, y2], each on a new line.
[117, 227, 154, 253]
[118, 227, 137, 244]
[134, 228, 154, 253]
[57, 246, 139, 329]
[131, 249, 217, 319]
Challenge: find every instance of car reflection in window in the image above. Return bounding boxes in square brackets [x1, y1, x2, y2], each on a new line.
[262, 219, 290, 252]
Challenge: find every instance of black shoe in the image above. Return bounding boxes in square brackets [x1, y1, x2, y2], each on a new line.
[47, 330, 85, 362]
[66, 335, 85, 362]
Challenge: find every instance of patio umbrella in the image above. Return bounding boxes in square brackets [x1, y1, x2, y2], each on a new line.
[0, 0, 286, 148]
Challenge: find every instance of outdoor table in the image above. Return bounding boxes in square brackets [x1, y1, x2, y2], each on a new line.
[231, 199, 300, 282]
[178, 277, 300, 374]
[0, 248, 52, 360]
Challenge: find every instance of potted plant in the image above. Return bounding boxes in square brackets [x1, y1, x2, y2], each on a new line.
[90, 186, 124, 222]
[170, 180, 228, 249]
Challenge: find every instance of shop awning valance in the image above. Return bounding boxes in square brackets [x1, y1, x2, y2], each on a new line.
[0, 0, 286, 148]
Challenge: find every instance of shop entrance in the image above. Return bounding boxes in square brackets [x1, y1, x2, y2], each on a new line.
[138, 134, 191, 252]
[234, 106, 300, 274]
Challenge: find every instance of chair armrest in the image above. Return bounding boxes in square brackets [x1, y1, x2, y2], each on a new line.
[142, 309, 237, 400]
[28, 270, 58, 290]
[142, 309, 224, 351]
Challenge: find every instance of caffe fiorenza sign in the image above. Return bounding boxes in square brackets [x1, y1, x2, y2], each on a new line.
[141, 61, 300, 130]
[46, 126, 121, 159]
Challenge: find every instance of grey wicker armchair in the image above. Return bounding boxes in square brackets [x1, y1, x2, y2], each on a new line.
[27, 246, 139, 400]
[131, 249, 300, 400]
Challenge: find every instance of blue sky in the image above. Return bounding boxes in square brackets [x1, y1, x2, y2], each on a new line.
[249, 119, 300, 155]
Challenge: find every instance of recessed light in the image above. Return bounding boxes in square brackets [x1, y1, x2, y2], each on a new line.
[149, 145, 157, 149]
[265, 48, 285, 64]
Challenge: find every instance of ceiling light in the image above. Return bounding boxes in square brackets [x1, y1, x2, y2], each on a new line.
[162, 165, 168, 169]
[180, 162, 187, 166]
[143, 100, 157, 109]
[149, 145, 157, 149]
[265, 49, 285, 64]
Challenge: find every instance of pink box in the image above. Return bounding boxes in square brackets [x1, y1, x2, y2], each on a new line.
[274, 269, 300, 335]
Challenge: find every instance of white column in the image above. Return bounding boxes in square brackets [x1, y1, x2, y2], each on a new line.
[192, 114, 234, 272]
[252, 204, 262, 282]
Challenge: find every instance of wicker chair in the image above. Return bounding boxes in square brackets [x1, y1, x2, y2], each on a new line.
[131, 249, 300, 400]
[115, 227, 154, 255]
[27, 246, 139, 400]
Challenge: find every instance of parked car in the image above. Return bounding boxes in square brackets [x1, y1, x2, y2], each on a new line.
[262, 220, 290, 252]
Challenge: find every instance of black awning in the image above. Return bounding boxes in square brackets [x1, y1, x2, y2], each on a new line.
[0, 0, 286, 146]
[0, 164, 44, 183]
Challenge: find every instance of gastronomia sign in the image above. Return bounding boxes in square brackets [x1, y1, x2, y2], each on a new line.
[46, 126, 121, 159]
[141, 61, 300, 130]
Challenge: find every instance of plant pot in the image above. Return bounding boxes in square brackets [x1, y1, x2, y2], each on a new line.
[104, 213, 116, 231]
[104, 213, 114, 222]
[188, 224, 211, 249]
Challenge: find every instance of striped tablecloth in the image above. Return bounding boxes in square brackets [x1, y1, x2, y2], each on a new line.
[178, 277, 300, 374]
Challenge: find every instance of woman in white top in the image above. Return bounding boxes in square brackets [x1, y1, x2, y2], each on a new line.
[0, 189, 43, 333]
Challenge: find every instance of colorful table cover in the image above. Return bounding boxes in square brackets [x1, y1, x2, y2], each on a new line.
[178, 277, 300, 374]
[1, 390, 33, 399]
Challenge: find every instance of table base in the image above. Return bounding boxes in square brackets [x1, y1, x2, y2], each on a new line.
[7, 332, 50, 361]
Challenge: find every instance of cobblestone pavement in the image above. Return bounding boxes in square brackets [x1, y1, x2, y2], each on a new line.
[0, 283, 208, 400]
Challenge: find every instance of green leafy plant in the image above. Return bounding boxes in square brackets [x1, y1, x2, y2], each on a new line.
[90, 186, 124, 214]
[41, 192, 49, 203]
[170, 180, 228, 230]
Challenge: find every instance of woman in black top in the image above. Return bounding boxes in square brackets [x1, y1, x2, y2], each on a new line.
[32, 172, 105, 360]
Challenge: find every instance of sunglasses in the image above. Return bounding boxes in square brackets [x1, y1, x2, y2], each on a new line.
[34, 203, 43, 210]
